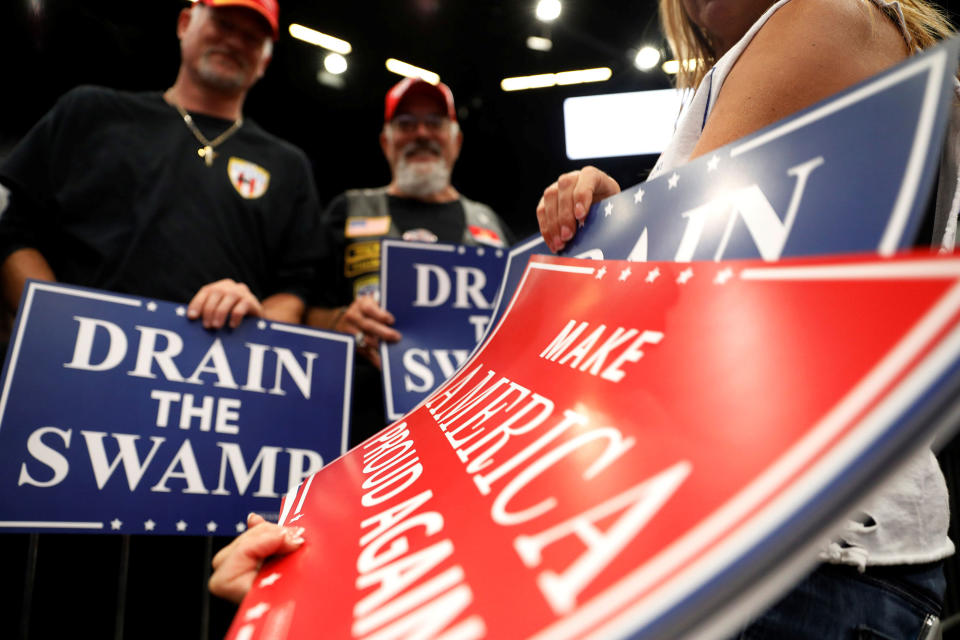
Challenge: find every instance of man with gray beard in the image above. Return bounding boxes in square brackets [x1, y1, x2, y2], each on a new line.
[307, 77, 511, 445]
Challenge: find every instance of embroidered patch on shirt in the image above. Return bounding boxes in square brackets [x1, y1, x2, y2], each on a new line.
[228, 157, 270, 199]
[402, 228, 439, 243]
[346, 216, 391, 238]
[468, 224, 504, 247]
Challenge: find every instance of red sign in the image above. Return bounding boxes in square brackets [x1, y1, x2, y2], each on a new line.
[227, 251, 960, 639]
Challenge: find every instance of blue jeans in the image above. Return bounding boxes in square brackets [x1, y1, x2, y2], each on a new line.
[730, 561, 945, 640]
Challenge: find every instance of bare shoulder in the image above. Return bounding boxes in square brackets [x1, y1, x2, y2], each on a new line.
[690, 0, 909, 158]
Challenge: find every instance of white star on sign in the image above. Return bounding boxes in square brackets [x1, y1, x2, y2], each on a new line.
[257, 320, 267, 330]
[457, 246, 466, 254]
[144, 519, 156, 531]
[206, 521, 218, 533]
[618, 267, 632, 282]
[236, 521, 247, 533]
[668, 173, 680, 189]
[645, 267, 661, 283]
[110, 518, 122, 530]
[176, 520, 187, 532]
[634, 188, 645, 204]
[714, 268, 734, 284]
[595, 266, 607, 280]
[604, 202, 613, 217]
[175, 307, 186, 317]
[677, 268, 694, 284]
[707, 155, 720, 172]
[259, 573, 282, 588]
[496, 249, 503, 258]
[245, 602, 271, 621]
[146, 302, 157, 312]
[477, 247, 485, 256]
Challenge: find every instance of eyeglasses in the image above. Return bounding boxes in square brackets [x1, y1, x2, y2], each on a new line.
[390, 114, 450, 133]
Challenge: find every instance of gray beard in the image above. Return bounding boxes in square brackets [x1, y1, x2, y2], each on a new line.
[394, 155, 451, 198]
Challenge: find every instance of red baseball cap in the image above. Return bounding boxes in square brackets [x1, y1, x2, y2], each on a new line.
[384, 77, 457, 123]
[198, 0, 279, 40]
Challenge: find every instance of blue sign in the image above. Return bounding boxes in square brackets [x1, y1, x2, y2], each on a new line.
[378, 239, 507, 421]
[488, 38, 960, 339]
[0, 281, 354, 535]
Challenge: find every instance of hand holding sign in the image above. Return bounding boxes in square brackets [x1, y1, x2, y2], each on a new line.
[536, 166, 622, 253]
[335, 296, 401, 369]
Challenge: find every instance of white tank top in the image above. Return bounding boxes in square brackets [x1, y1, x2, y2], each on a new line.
[651, 0, 956, 568]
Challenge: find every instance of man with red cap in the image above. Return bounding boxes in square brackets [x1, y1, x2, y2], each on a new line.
[0, 0, 320, 332]
[0, 1, 324, 636]
[307, 77, 512, 445]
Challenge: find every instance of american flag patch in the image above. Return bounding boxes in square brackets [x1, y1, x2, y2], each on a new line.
[468, 224, 504, 247]
[345, 216, 391, 238]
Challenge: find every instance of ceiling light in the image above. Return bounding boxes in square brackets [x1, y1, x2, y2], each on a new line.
[323, 53, 348, 75]
[662, 59, 699, 74]
[634, 46, 661, 71]
[535, 0, 562, 22]
[288, 24, 352, 55]
[501, 67, 612, 92]
[526, 36, 553, 51]
[385, 58, 440, 85]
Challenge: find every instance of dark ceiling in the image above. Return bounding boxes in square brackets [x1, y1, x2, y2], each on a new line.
[3, 0, 960, 241]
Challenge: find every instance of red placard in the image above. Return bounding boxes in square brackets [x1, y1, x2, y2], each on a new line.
[227, 251, 960, 640]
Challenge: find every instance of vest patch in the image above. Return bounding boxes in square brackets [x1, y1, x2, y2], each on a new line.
[345, 241, 380, 278]
[468, 224, 504, 247]
[346, 216, 391, 238]
[228, 157, 270, 199]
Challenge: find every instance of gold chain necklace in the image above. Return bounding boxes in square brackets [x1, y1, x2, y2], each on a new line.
[170, 100, 243, 167]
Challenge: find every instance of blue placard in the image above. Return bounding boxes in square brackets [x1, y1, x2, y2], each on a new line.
[379, 239, 507, 421]
[0, 281, 353, 535]
[488, 37, 960, 340]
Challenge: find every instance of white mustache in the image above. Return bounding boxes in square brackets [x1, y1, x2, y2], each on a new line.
[401, 141, 443, 157]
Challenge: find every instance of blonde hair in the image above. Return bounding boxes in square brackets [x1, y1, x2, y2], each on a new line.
[659, 0, 956, 90]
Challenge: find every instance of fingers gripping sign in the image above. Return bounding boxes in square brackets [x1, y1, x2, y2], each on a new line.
[537, 166, 621, 253]
[209, 512, 305, 605]
[187, 278, 263, 329]
[336, 295, 402, 369]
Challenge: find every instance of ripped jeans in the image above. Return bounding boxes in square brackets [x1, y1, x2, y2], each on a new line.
[729, 561, 945, 640]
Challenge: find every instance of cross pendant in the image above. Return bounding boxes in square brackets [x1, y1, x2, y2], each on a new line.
[198, 145, 215, 167]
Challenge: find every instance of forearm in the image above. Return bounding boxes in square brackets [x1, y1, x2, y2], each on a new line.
[305, 305, 346, 331]
[262, 292, 306, 324]
[0, 248, 55, 313]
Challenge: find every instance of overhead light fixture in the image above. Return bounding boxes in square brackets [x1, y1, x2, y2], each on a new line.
[634, 46, 661, 71]
[662, 59, 699, 75]
[501, 67, 612, 92]
[535, 0, 562, 22]
[385, 58, 440, 84]
[324, 53, 348, 75]
[288, 24, 352, 55]
[526, 36, 553, 51]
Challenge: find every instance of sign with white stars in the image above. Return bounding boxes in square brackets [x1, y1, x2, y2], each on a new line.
[226, 250, 960, 640]
[487, 38, 960, 345]
[0, 280, 354, 535]
[378, 239, 507, 422]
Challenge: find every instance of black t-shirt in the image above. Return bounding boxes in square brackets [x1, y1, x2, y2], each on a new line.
[0, 85, 324, 304]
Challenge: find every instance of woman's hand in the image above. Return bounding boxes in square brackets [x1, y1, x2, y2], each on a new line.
[536, 166, 621, 253]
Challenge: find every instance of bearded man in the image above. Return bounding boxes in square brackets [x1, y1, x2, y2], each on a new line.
[307, 78, 512, 444]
